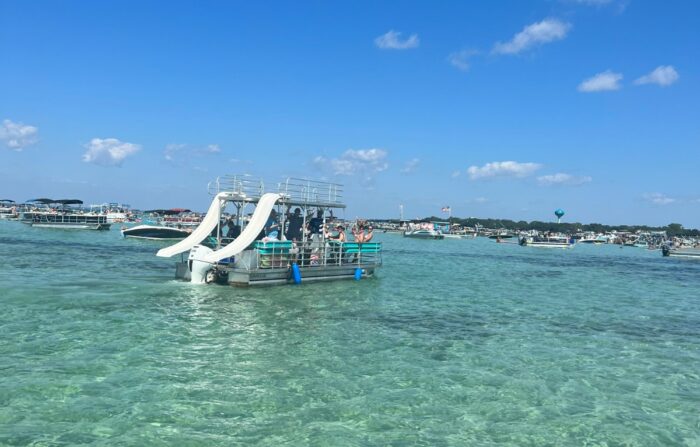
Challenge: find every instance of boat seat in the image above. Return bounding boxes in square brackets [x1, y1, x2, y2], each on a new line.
[254, 240, 293, 254]
[255, 241, 293, 268]
[329, 242, 382, 254]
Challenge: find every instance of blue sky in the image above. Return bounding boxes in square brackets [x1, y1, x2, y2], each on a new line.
[1, 0, 698, 227]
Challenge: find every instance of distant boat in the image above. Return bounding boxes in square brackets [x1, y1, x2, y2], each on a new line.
[0, 200, 19, 220]
[519, 235, 574, 249]
[121, 224, 191, 240]
[579, 233, 608, 244]
[488, 230, 514, 239]
[662, 245, 700, 259]
[23, 199, 110, 230]
[403, 222, 444, 239]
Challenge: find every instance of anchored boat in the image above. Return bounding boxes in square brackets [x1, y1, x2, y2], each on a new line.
[403, 222, 444, 239]
[662, 245, 700, 259]
[0, 200, 19, 220]
[21, 199, 110, 230]
[122, 209, 199, 240]
[519, 234, 575, 249]
[156, 176, 383, 286]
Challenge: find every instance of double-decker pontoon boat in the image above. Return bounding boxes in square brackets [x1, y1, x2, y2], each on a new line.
[156, 175, 383, 286]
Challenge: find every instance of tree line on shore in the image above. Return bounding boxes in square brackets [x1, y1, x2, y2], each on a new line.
[375, 217, 699, 237]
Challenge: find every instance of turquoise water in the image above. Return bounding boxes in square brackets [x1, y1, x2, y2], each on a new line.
[1, 222, 699, 446]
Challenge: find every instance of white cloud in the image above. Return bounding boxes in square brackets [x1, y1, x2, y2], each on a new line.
[448, 50, 478, 71]
[164, 143, 221, 162]
[492, 19, 571, 55]
[467, 161, 542, 180]
[313, 148, 388, 182]
[643, 193, 676, 205]
[467, 197, 489, 204]
[634, 65, 679, 87]
[537, 173, 592, 186]
[400, 158, 420, 173]
[374, 30, 420, 50]
[83, 138, 141, 166]
[164, 143, 185, 161]
[577, 70, 623, 92]
[1, 119, 39, 150]
[451, 170, 462, 178]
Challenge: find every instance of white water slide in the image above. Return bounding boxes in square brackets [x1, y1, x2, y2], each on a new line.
[156, 192, 280, 261]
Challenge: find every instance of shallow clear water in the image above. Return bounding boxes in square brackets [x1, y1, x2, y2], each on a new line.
[1, 222, 699, 446]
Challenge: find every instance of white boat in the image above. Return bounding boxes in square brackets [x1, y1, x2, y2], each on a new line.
[155, 175, 383, 286]
[519, 234, 574, 248]
[102, 203, 132, 223]
[121, 224, 191, 240]
[662, 245, 700, 259]
[579, 233, 608, 244]
[0, 200, 19, 220]
[403, 222, 444, 239]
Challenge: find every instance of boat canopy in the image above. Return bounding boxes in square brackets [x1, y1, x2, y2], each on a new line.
[27, 198, 83, 205]
[28, 198, 55, 204]
[0, 199, 15, 203]
[54, 199, 84, 205]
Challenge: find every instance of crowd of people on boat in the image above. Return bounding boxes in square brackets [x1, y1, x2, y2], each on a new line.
[214, 206, 374, 245]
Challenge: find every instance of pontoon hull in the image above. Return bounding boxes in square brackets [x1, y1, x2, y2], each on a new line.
[175, 261, 376, 286]
[31, 222, 110, 230]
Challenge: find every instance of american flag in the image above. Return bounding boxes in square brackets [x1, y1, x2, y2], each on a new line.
[441, 206, 451, 212]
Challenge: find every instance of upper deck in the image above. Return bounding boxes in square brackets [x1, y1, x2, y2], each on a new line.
[207, 175, 345, 209]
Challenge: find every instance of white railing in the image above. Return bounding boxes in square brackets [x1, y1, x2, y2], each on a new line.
[277, 177, 343, 206]
[208, 175, 344, 206]
[208, 175, 265, 199]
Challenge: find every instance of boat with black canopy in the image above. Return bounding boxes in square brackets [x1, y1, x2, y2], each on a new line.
[22, 198, 111, 230]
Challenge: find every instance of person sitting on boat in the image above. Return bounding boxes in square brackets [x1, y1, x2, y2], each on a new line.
[285, 207, 304, 241]
[265, 209, 280, 239]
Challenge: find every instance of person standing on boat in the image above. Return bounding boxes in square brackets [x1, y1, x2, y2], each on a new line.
[364, 225, 374, 242]
[330, 225, 346, 242]
[352, 223, 365, 242]
[285, 207, 304, 241]
[308, 209, 324, 235]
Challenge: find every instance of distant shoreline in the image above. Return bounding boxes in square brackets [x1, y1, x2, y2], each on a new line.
[370, 217, 699, 236]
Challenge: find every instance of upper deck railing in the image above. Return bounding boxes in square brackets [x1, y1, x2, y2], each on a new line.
[208, 175, 345, 208]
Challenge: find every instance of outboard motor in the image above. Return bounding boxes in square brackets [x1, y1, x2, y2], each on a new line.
[188, 245, 215, 284]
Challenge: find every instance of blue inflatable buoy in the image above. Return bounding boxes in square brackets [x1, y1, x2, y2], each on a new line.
[354, 268, 362, 281]
[291, 263, 302, 284]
